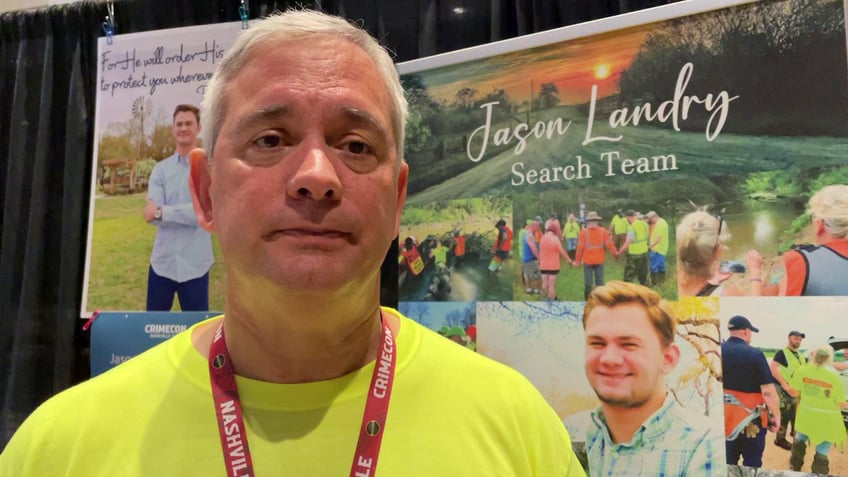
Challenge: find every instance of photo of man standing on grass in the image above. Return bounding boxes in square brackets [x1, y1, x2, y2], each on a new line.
[143, 104, 213, 311]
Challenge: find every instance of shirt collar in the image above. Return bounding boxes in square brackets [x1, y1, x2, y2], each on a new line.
[591, 393, 676, 449]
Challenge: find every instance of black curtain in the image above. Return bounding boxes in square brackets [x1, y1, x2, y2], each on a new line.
[0, 0, 678, 447]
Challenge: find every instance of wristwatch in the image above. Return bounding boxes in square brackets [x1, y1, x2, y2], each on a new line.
[154, 207, 162, 220]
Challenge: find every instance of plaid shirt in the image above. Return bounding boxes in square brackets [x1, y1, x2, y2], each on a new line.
[566, 394, 725, 477]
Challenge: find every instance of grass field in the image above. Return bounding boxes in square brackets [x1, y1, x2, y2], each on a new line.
[511, 251, 677, 302]
[85, 193, 226, 312]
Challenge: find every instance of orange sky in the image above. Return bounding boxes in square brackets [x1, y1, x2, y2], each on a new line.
[422, 24, 653, 106]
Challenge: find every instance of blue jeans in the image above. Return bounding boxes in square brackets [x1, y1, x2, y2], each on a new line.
[566, 238, 578, 252]
[583, 264, 604, 299]
[649, 250, 667, 272]
[726, 423, 766, 467]
[796, 431, 832, 454]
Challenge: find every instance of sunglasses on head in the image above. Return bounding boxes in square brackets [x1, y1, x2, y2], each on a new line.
[714, 215, 723, 250]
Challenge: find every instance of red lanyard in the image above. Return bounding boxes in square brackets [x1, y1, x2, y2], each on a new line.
[208, 316, 397, 477]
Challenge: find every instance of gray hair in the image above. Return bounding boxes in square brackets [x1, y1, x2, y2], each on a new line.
[200, 9, 408, 163]
[807, 184, 848, 239]
[676, 211, 730, 280]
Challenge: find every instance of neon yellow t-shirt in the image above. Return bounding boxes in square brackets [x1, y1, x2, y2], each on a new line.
[649, 218, 669, 256]
[610, 215, 628, 235]
[790, 364, 847, 447]
[0, 308, 585, 477]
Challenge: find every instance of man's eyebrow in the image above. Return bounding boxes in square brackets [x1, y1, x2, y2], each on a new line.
[585, 333, 642, 342]
[233, 104, 292, 132]
[338, 107, 389, 138]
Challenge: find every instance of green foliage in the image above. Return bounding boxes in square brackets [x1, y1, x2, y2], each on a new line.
[810, 167, 848, 193]
[402, 197, 510, 227]
[453, 87, 478, 111]
[148, 122, 175, 162]
[98, 133, 134, 167]
[476, 89, 514, 118]
[402, 203, 438, 226]
[405, 108, 432, 153]
[770, 166, 848, 252]
[744, 170, 802, 198]
[618, 0, 848, 136]
[534, 82, 561, 110]
[135, 158, 157, 188]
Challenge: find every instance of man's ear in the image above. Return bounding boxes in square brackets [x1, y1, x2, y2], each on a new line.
[662, 342, 681, 375]
[189, 148, 215, 232]
[393, 161, 409, 238]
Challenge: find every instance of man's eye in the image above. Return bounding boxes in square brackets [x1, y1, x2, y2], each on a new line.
[341, 140, 372, 155]
[254, 134, 283, 148]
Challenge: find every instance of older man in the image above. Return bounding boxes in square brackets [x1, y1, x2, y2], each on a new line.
[565, 281, 724, 476]
[574, 211, 618, 299]
[0, 10, 583, 476]
[722, 315, 781, 468]
[645, 210, 669, 287]
[779, 184, 848, 295]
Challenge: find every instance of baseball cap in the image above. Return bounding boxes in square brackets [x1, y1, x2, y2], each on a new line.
[645, 211, 657, 219]
[789, 330, 805, 338]
[624, 209, 636, 217]
[728, 315, 759, 333]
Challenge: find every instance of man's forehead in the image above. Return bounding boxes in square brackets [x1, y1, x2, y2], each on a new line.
[225, 36, 387, 106]
[586, 304, 657, 335]
[174, 112, 196, 121]
[231, 103, 388, 136]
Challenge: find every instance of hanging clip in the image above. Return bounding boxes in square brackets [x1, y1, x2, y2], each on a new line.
[239, 0, 250, 30]
[83, 309, 101, 331]
[102, 1, 116, 45]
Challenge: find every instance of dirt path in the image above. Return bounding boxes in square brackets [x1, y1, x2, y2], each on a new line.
[760, 434, 848, 475]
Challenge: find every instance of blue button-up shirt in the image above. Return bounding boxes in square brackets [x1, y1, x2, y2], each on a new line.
[565, 393, 725, 477]
[147, 152, 213, 282]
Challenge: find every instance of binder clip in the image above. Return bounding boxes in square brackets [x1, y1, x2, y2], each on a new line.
[102, 1, 116, 45]
[239, 0, 250, 30]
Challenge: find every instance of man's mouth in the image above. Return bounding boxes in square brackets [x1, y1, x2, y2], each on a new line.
[596, 370, 633, 379]
[262, 229, 352, 242]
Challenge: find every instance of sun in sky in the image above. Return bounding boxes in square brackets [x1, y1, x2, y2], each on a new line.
[594, 63, 612, 80]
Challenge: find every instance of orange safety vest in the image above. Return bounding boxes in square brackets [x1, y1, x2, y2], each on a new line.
[724, 389, 767, 440]
[578, 227, 609, 265]
[402, 246, 425, 276]
[495, 226, 513, 252]
[454, 236, 466, 256]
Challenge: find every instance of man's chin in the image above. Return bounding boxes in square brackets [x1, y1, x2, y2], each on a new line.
[260, 262, 372, 294]
[595, 392, 647, 409]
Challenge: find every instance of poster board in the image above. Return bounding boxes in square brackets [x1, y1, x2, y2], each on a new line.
[395, 0, 848, 474]
[90, 311, 216, 376]
[81, 21, 242, 316]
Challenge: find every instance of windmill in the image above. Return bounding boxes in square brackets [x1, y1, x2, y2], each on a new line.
[130, 96, 153, 192]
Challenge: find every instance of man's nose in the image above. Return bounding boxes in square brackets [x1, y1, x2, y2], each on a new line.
[286, 145, 342, 201]
[598, 345, 623, 365]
